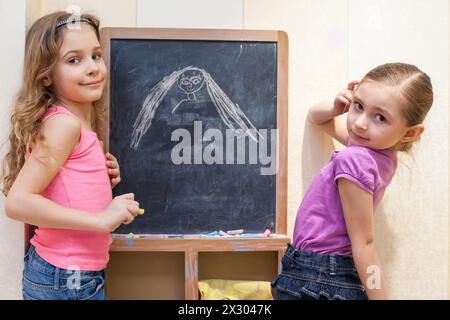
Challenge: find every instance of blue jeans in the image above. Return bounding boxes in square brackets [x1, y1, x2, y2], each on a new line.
[22, 245, 106, 300]
[272, 244, 368, 300]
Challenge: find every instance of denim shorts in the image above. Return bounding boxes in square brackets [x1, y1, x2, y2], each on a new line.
[272, 244, 368, 300]
[22, 245, 106, 300]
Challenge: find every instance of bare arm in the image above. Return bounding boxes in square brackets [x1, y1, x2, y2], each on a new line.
[308, 80, 359, 145]
[308, 101, 348, 145]
[5, 114, 139, 232]
[337, 178, 388, 300]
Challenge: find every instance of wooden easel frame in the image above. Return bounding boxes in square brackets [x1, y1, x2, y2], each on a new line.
[96, 28, 289, 299]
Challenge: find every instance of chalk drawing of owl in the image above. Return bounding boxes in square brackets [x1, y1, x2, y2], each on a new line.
[130, 66, 260, 150]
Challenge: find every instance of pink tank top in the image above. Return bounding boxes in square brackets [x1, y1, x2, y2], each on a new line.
[30, 106, 112, 271]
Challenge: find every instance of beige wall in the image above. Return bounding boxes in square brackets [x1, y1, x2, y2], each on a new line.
[0, 0, 448, 299]
[0, 0, 26, 300]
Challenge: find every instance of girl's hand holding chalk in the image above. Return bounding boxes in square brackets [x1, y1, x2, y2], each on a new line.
[99, 193, 140, 232]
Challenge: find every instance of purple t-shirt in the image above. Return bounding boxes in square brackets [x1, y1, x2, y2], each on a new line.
[292, 143, 397, 257]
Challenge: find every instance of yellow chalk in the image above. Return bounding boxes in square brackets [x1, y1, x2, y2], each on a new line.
[138, 208, 145, 215]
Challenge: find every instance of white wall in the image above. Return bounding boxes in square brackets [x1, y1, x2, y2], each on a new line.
[0, 0, 26, 300]
[137, 0, 243, 28]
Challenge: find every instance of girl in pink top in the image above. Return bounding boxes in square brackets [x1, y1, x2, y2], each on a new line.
[1, 11, 141, 300]
[272, 63, 433, 300]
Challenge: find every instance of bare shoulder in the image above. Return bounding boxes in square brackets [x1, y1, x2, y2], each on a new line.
[40, 113, 81, 148]
[8, 114, 82, 197]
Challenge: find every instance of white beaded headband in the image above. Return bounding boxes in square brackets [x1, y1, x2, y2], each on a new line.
[56, 16, 94, 28]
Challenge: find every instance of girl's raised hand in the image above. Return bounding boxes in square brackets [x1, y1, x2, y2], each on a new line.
[106, 152, 121, 189]
[333, 80, 359, 116]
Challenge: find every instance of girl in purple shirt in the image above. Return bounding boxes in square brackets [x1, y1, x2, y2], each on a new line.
[272, 63, 433, 300]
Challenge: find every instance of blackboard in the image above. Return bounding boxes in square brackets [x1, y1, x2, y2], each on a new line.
[98, 28, 288, 235]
